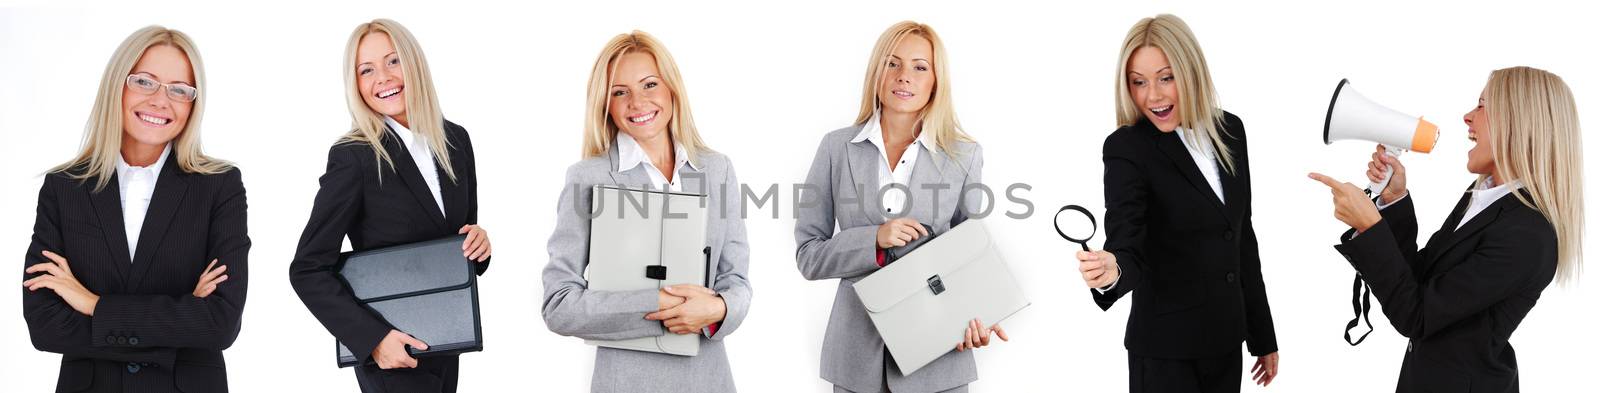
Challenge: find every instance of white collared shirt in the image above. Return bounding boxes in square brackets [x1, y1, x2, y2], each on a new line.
[385, 116, 445, 215]
[1378, 177, 1523, 232]
[852, 109, 937, 215]
[1174, 128, 1225, 203]
[616, 132, 695, 192]
[116, 143, 171, 261]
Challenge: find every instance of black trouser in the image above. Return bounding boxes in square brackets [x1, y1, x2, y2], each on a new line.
[1128, 351, 1242, 393]
[353, 355, 459, 393]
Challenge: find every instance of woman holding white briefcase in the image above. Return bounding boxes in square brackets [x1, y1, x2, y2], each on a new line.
[794, 21, 1003, 393]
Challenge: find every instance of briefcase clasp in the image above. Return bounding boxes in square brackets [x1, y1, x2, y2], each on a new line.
[927, 275, 945, 295]
[645, 265, 667, 280]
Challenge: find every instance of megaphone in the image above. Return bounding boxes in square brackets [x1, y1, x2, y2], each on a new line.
[1323, 79, 1440, 194]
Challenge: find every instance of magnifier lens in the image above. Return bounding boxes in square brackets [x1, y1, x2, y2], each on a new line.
[1055, 210, 1095, 241]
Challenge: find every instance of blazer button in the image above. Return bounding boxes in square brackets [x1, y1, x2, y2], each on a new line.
[1223, 230, 1235, 241]
[128, 337, 140, 346]
[105, 336, 116, 345]
[126, 362, 141, 374]
[117, 336, 127, 345]
[1226, 272, 1237, 283]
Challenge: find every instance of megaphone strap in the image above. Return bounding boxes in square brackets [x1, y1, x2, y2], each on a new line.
[1344, 273, 1375, 346]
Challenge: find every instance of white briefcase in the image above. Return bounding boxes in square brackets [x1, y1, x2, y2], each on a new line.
[584, 185, 710, 356]
[853, 219, 1030, 375]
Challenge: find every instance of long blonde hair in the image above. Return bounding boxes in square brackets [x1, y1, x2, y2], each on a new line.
[340, 19, 455, 182]
[581, 30, 710, 164]
[52, 25, 231, 191]
[855, 21, 973, 156]
[1484, 66, 1585, 284]
[1114, 14, 1235, 174]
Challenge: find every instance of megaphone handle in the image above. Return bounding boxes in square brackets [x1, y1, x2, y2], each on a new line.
[1366, 146, 1405, 195]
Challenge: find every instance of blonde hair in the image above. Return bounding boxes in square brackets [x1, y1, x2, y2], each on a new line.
[1483, 66, 1585, 284]
[854, 21, 973, 156]
[52, 25, 231, 191]
[1114, 14, 1235, 174]
[340, 18, 455, 182]
[581, 30, 710, 164]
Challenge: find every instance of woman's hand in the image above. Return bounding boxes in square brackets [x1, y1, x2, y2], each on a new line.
[658, 289, 686, 310]
[371, 329, 429, 369]
[22, 251, 100, 316]
[458, 224, 491, 262]
[876, 218, 928, 249]
[1252, 351, 1280, 387]
[645, 284, 726, 335]
[955, 318, 1009, 352]
[1077, 250, 1119, 289]
[1309, 173, 1383, 233]
[1367, 145, 1409, 204]
[192, 259, 229, 298]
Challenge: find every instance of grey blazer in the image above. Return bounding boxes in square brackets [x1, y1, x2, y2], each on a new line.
[795, 125, 985, 393]
[542, 146, 752, 393]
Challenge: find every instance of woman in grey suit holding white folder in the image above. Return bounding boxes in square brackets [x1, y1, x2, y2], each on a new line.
[795, 21, 1003, 393]
[541, 30, 752, 393]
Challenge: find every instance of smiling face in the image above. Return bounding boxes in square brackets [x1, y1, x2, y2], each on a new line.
[120, 44, 194, 149]
[1127, 46, 1180, 132]
[606, 52, 675, 143]
[356, 32, 408, 126]
[877, 33, 935, 116]
[1463, 88, 1498, 177]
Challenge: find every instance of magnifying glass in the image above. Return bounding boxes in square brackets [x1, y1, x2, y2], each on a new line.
[1053, 205, 1098, 251]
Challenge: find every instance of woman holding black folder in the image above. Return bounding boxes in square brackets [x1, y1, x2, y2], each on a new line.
[22, 26, 248, 393]
[793, 21, 1001, 393]
[1074, 14, 1279, 393]
[541, 30, 752, 393]
[288, 19, 491, 393]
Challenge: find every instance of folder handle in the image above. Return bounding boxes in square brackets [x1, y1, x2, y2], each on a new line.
[702, 247, 712, 287]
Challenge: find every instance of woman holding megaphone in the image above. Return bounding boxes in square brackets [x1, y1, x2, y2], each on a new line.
[1309, 66, 1583, 393]
[1076, 14, 1279, 392]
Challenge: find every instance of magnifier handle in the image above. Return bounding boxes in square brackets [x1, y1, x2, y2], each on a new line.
[1078, 242, 1090, 252]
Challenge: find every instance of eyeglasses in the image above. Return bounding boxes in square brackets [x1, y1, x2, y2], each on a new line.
[126, 73, 198, 103]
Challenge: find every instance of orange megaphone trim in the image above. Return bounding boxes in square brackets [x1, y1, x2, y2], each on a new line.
[1412, 117, 1439, 153]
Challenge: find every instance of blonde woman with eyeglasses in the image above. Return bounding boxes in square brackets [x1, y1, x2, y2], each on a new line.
[288, 19, 492, 393]
[541, 30, 751, 393]
[22, 26, 248, 393]
[1311, 66, 1583, 392]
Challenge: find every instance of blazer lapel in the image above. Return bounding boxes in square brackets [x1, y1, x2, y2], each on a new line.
[844, 138, 885, 225]
[439, 146, 468, 228]
[383, 127, 447, 230]
[1424, 189, 1522, 273]
[1151, 128, 1227, 218]
[127, 155, 188, 290]
[86, 176, 133, 279]
[906, 143, 949, 226]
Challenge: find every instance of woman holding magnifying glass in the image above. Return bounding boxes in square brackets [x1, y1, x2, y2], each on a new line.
[1075, 14, 1278, 392]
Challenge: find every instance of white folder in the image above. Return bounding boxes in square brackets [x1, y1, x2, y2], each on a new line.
[853, 219, 1030, 375]
[584, 185, 710, 356]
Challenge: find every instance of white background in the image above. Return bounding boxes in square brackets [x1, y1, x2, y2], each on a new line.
[3, 0, 1597, 391]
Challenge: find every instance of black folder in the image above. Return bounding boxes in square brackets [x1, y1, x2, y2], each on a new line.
[335, 235, 483, 367]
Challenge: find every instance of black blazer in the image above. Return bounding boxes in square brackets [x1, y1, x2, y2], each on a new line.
[1091, 112, 1278, 359]
[1335, 187, 1556, 393]
[23, 155, 249, 393]
[288, 120, 487, 366]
